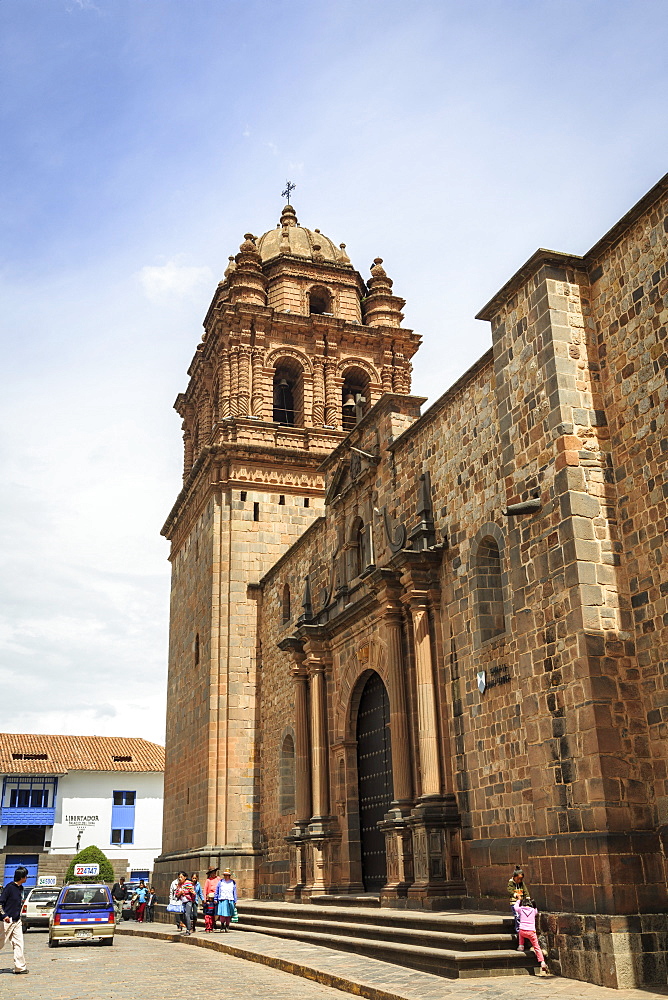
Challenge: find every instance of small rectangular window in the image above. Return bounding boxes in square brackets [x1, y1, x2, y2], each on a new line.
[253, 502, 260, 521]
[304, 498, 309, 508]
[113, 791, 123, 806]
[240, 491, 247, 501]
[111, 829, 122, 844]
[279, 495, 285, 505]
[122, 829, 134, 844]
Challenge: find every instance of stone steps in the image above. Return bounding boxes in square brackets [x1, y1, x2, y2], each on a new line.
[235, 901, 536, 978]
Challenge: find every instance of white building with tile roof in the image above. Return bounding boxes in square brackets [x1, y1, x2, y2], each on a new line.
[0, 734, 164, 887]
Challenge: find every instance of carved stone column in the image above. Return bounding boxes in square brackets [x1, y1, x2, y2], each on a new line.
[238, 345, 251, 416]
[220, 349, 231, 418]
[279, 637, 312, 900]
[407, 593, 442, 799]
[229, 345, 239, 417]
[401, 558, 465, 907]
[309, 660, 330, 822]
[293, 664, 312, 826]
[182, 425, 193, 481]
[251, 347, 265, 418]
[324, 361, 339, 429]
[201, 391, 212, 444]
[374, 576, 414, 903]
[303, 632, 335, 896]
[382, 602, 413, 809]
[312, 357, 325, 426]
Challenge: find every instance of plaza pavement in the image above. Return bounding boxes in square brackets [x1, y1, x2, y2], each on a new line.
[6, 921, 668, 1000]
[0, 927, 353, 1000]
[119, 921, 668, 1000]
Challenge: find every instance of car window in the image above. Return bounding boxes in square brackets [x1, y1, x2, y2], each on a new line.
[28, 890, 59, 903]
[61, 886, 110, 906]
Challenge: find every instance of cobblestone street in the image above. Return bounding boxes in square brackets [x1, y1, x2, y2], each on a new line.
[0, 929, 352, 1000]
[5, 923, 668, 1000]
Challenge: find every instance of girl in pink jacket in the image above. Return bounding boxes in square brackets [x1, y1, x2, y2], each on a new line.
[513, 898, 549, 973]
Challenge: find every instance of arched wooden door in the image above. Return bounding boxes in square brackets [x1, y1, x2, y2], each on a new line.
[356, 672, 393, 891]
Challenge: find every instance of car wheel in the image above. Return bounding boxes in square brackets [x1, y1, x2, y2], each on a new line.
[22, 923, 29, 932]
[102, 937, 113, 946]
[48, 937, 59, 948]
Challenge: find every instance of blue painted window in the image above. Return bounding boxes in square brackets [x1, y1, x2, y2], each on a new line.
[111, 790, 135, 845]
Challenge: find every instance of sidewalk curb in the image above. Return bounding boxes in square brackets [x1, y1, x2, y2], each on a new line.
[116, 924, 407, 1000]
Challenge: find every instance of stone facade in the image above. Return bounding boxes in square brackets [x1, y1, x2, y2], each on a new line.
[159, 175, 668, 989]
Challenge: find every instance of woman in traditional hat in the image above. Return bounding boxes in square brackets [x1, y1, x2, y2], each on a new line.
[214, 869, 237, 932]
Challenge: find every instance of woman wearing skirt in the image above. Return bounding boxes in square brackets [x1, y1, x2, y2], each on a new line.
[214, 869, 237, 932]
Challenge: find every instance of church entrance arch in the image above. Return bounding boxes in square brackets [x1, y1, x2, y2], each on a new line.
[355, 671, 393, 892]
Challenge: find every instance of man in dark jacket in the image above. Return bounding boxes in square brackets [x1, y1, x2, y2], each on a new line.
[0, 865, 29, 974]
[111, 877, 128, 922]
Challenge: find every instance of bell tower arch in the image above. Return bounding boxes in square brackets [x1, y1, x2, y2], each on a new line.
[154, 200, 421, 895]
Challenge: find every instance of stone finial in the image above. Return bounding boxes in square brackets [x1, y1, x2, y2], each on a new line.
[280, 204, 299, 228]
[312, 242, 325, 262]
[363, 256, 405, 328]
[337, 243, 351, 264]
[224, 255, 236, 278]
[228, 232, 267, 305]
[370, 257, 388, 279]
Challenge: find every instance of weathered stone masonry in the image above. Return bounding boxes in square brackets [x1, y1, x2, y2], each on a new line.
[159, 175, 668, 990]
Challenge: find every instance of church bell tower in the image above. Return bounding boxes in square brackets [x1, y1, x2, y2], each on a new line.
[154, 198, 421, 891]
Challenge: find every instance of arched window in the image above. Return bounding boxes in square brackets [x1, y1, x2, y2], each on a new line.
[308, 285, 331, 315]
[282, 583, 291, 625]
[273, 359, 304, 426]
[475, 535, 505, 643]
[279, 734, 296, 815]
[341, 367, 370, 431]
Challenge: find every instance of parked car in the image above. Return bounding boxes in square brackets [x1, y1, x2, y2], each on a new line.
[21, 887, 62, 931]
[121, 879, 144, 919]
[48, 883, 115, 947]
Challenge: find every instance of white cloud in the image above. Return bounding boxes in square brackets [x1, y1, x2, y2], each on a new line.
[137, 259, 213, 302]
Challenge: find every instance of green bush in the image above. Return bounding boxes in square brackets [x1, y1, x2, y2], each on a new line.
[65, 845, 116, 884]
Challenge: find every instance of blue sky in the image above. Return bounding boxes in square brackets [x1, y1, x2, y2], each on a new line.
[1, 0, 667, 742]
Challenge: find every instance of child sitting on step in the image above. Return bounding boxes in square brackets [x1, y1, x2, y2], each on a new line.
[513, 897, 549, 974]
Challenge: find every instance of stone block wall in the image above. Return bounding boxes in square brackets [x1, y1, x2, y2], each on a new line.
[253, 177, 668, 986]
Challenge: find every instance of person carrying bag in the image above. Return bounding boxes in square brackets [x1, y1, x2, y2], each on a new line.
[167, 873, 186, 933]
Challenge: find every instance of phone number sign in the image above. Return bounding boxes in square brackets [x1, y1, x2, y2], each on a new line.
[74, 863, 100, 877]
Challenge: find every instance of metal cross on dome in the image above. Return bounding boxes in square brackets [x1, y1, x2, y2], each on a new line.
[282, 180, 296, 205]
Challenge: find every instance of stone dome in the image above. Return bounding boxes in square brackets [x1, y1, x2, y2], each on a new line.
[256, 205, 351, 266]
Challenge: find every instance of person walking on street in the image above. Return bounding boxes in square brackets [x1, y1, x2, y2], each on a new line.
[513, 896, 549, 974]
[168, 873, 187, 932]
[0, 865, 29, 974]
[190, 872, 203, 931]
[214, 869, 237, 932]
[133, 880, 148, 923]
[175, 871, 195, 935]
[111, 877, 128, 923]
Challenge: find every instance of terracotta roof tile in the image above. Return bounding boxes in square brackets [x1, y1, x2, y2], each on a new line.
[0, 733, 164, 774]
